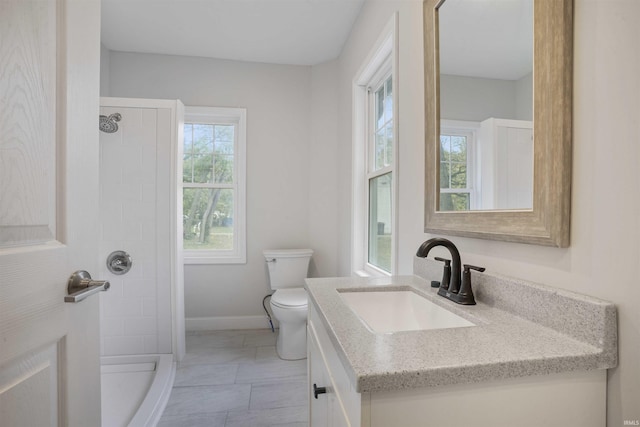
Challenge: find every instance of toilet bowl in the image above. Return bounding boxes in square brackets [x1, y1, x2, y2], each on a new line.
[264, 249, 313, 361]
[270, 288, 308, 360]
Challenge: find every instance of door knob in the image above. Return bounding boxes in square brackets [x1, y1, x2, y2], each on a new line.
[313, 383, 327, 399]
[64, 270, 110, 303]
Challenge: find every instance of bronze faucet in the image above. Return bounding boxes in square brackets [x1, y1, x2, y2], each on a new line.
[416, 238, 484, 305]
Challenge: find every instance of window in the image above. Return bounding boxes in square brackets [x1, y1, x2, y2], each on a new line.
[367, 74, 394, 273]
[352, 14, 398, 276]
[182, 107, 246, 264]
[439, 120, 478, 211]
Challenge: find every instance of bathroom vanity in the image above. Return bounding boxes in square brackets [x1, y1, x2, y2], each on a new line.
[305, 260, 617, 427]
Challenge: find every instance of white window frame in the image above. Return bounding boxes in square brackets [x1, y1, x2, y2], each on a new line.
[182, 106, 247, 264]
[352, 13, 399, 277]
[440, 119, 479, 210]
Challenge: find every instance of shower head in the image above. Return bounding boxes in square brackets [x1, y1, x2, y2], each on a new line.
[99, 113, 122, 133]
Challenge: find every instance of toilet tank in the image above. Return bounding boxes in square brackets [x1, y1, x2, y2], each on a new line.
[264, 249, 313, 289]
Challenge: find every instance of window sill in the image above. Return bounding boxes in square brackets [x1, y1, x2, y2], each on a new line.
[354, 266, 391, 278]
[184, 254, 246, 265]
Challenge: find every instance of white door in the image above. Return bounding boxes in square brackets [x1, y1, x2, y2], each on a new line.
[0, 1, 102, 426]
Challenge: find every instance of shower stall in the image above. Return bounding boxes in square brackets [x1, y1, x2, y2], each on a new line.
[98, 97, 185, 427]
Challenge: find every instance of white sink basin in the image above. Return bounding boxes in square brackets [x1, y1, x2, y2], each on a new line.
[339, 290, 475, 334]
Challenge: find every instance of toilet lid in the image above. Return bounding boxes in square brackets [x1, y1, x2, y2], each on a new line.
[271, 288, 308, 308]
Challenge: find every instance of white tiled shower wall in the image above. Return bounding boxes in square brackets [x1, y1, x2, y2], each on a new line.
[98, 105, 173, 356]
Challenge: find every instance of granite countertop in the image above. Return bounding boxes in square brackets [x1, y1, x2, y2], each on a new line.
[304, 262, 617, 394]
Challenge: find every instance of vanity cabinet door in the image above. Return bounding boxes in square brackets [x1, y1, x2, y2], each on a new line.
[309, 327, 329, 426]
[308, 325, 351, 427]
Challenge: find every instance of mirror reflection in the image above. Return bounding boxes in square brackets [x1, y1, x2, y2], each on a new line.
[437, 0, 533, 211]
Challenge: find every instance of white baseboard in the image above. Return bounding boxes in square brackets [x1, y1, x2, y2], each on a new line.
[186, 315, 276, 331]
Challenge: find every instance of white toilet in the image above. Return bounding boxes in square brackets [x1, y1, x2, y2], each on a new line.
[264, 248, 313, 360]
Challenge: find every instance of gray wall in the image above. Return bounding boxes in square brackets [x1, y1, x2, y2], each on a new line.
[515, 72, 533, 120]
[440, 73, 532, 121]
[100, 44, 110, 96]
[106, 51, 339, 326]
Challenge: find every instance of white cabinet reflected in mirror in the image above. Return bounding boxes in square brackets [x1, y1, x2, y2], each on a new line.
[424, 0, 573, 247]
[438, 0, 533, 211]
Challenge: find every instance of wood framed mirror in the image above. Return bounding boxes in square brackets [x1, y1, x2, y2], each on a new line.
[424, 0, 573, 247]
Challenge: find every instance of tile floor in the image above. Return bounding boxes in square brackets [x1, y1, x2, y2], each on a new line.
[157, 329, 309, 427]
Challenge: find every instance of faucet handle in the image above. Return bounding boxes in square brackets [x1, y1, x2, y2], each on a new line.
[458, 264, 485, 305]
[432, 257, 452, 289]
[464, 264, 485, 273]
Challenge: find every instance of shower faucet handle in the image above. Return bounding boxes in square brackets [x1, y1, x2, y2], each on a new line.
[107, 250, 133, 275]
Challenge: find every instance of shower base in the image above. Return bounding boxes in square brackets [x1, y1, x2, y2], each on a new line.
[101, 354, 175, 427]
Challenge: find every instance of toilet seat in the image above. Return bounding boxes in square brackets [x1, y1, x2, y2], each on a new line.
[271, 288, 308, 308]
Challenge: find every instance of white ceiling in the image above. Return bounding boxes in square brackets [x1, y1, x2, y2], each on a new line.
[102, 0, 533, 78]
[439, 0, 533, 81]
[101, 0, 366, 66]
